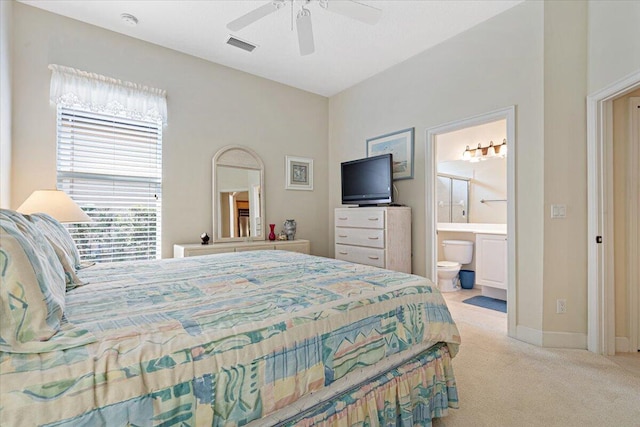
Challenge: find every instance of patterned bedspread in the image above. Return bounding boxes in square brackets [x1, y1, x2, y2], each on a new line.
[0, 250, 460, 426]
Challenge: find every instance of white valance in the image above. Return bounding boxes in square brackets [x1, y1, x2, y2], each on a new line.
[49, 65, 167, 125]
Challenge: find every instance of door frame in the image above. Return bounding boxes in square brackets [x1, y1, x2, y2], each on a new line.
[587, 70, 640, 354]
[629, 97, 639, 352]
[425, 106, 516, 337]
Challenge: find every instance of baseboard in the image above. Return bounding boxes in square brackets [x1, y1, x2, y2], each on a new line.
[542, 331, 587, 349]
[615, 336, 630, 352]
[516, 325, 543, 346]
[516, 326, 588, 349]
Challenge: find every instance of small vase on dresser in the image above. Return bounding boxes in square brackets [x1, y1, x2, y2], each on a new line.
[268, 224, 276, 241]
[283, 219, 296, 240]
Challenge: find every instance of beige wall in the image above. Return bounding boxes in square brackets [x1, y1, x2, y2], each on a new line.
[587, 0, 640, 94]
[541, 0, 588, 338]
[329, 1, 546, 337]
[10, 3, 330, 259]
[0, 0, 11, 208]
[613, 88, 640, 339]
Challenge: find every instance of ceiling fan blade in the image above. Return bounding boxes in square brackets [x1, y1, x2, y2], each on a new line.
[227, 1, 284, 32]
[323, 0, 381, 25]
[296, 9, 315, 56]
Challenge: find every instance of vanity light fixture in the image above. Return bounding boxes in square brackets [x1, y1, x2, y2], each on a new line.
[462, 139, 507, 162]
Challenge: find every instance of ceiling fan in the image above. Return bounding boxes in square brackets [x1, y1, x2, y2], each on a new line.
[226, 0, 382, 56]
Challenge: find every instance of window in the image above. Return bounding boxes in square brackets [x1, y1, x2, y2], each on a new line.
[56, 106, 162, 263]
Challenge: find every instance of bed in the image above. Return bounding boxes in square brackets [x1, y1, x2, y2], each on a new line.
[0, 209, 461, 426]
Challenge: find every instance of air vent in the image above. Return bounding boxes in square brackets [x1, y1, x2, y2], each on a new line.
[226, 36, 257, 52]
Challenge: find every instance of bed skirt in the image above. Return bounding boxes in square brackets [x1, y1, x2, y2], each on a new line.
[268, 343, 458, 426]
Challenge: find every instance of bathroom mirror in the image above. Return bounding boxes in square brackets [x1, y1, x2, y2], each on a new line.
[212, 145, 265, 242]
[437, 173, 470, 223]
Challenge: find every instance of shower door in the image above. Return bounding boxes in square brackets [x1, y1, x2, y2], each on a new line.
[437, 174, 469, 223]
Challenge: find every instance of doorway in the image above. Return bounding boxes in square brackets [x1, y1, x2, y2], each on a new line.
[587, 71, 640, 355]
[426, 106, 516, 337]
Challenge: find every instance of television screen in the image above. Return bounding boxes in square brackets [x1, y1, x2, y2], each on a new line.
[341, 154, 393, 206]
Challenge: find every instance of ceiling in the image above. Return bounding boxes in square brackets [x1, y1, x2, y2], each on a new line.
[20, 0, 524, 97]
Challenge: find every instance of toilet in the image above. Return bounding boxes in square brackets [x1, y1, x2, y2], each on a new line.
[437, 240, 474, 292]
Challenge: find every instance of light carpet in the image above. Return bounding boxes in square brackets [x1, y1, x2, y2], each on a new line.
[434, 290, 640, 427]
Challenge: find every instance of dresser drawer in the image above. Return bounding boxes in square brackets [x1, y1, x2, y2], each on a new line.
[234, 244, 274, 252]
[335, 209, 385, 229]
[335, 227, 384, 249]
[335, 244, 385, 268]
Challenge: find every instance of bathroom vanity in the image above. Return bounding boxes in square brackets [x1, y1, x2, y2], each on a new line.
[475, 233, 507, 300]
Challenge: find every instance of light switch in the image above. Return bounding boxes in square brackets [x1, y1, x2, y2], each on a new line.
[551, 204, 566, 219]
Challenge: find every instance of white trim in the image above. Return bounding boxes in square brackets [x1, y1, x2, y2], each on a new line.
[615, 337, 630, 353]
[542, 332, 587, 349]
[587, 69, 640, 354]
[629, 97, 640, 352]
[425, 106, 516, 338]
[516, 325, 543, 346]
[604, 101, 616, 355]
[516, 326, 588, 349]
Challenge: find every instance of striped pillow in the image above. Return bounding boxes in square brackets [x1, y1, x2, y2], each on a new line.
[29, 213, 84, 290]
[0, 209, 95, 353]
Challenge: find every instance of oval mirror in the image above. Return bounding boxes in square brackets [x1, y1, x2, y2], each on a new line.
[212, 145, 265, 242]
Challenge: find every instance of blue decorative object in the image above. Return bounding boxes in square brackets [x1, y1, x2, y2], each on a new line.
[462, 295, 506, 313]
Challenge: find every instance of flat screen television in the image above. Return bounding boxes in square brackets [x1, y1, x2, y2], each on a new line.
[341, 153, 393, 206]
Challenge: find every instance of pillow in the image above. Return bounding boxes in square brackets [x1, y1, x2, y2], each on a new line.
[28, 213, 84, 290]
[0, 209, 95, 353]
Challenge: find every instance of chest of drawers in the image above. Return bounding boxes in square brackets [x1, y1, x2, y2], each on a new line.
[334, 207, 411, 273]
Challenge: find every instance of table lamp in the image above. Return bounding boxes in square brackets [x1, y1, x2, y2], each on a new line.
[17, 190, 91, 223]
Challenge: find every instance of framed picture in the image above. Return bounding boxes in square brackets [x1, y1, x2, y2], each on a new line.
[366, 127, 415, 180]
[285, 156, 313, 190]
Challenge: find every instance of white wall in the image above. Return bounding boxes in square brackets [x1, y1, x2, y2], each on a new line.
[329, 0, 546, 335]
[10, 3, 330, 258]
[0, 0, 11, 208]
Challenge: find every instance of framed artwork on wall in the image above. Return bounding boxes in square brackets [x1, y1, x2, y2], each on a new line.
[285, 156, 314, 190]
[366, 127, 415, 180]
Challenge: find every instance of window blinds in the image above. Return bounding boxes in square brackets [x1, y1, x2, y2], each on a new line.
[56, 106, 162, 263]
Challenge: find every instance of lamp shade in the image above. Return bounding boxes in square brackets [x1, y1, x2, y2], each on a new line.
[17, 190, 91, 223]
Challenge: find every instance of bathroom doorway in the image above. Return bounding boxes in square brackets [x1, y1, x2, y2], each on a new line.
[426, 106, 516, 337]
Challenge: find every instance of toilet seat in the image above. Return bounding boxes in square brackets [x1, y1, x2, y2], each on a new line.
[437, 261, 460, 269]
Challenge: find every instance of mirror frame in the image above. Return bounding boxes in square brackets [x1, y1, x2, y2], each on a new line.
[212, 145, 265, 243]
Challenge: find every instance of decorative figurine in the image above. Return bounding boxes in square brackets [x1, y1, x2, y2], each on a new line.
[200, 232, 210, 245]
[277, 231, 288, 241]
[283, 219, 297, 240]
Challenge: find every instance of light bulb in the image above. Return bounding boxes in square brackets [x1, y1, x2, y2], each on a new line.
[487, 141, 496, 157]
[462, 146, 471, 160]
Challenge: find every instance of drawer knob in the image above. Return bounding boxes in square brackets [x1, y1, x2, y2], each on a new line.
[338, 251, 348, 255]
[368, 236, 379, 240]
[368, 217, 379, 221]
[338, 217, 348, 220]
[368, 256, 380, 260]
[338, 234, 348, 238]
